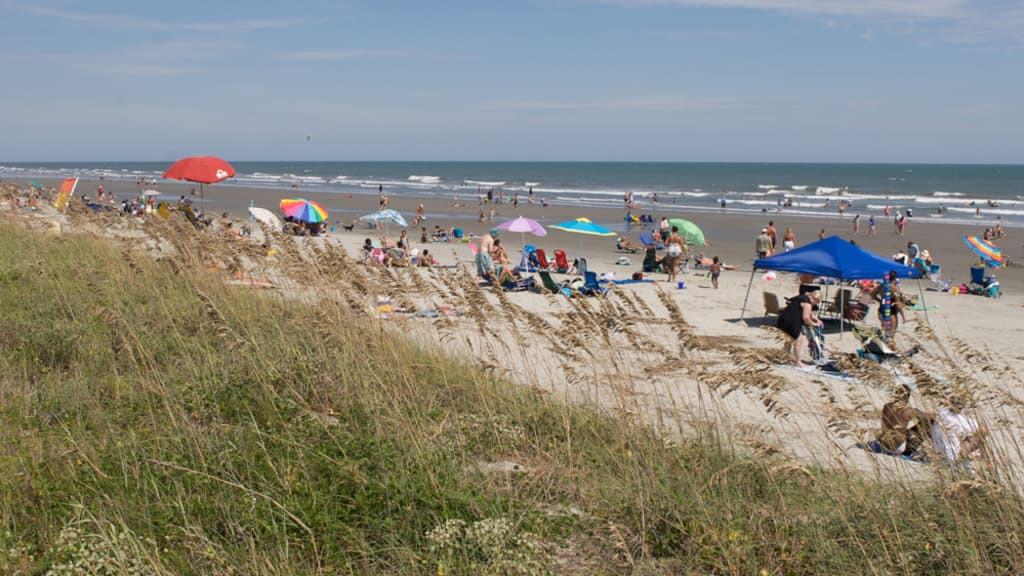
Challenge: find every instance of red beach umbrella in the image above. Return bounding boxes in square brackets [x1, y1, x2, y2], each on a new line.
[163, 156, 236, 210]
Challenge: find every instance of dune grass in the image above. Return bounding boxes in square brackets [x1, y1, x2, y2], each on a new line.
[1, 223, 1023, 574]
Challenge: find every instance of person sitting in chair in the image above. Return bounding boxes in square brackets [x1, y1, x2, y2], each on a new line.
[617, 236, 639, 253]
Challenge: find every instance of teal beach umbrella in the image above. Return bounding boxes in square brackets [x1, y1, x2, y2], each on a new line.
[550, 217, 616, 256]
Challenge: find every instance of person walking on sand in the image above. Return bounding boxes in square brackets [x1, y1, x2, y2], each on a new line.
[766, 221, 777, 252]
[664, 226, 686, 284]
[868, 214, 877, 237]
[710, 256, 721, 289]
[853, 213, 861, 236]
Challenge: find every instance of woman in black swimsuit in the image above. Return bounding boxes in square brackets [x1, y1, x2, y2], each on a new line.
[777, 289, 822, 365]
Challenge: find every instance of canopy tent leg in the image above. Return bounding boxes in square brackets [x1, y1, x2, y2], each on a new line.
[739, 267, 758, 319]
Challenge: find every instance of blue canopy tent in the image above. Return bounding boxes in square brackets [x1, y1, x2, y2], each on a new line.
[740, 236, 925, 332]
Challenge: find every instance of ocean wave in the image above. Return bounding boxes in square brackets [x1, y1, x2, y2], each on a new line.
[947, 206, 1024, 217]
[757, 184, 777, 189]
[464, 180, 507, 187]
[408, 175, 441, 184]
[932, 190, 965, 197]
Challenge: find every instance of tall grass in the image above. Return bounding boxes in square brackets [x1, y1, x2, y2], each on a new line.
[0, 223, 1023, 574]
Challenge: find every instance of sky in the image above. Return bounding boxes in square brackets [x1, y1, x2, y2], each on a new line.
[0, 0, 1021, 163]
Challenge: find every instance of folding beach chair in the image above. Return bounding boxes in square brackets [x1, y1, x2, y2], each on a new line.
[581, 271, 611, 297]
[553, 250, 571, 273]
[642, 246, 660, 273]
[639, 234, 664, 250]
[575, 257, 588, 277]
[539, 270, 573, 297]
[534, 248, 551, 270]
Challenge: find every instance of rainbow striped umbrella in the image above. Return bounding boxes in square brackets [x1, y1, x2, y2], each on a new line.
[280, 198, 328, 223]
[963, 235, 1003, 268]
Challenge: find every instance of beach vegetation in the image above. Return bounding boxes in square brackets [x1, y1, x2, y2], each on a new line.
[1, 222, 1024, 575]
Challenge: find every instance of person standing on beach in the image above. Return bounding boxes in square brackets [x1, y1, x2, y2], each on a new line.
[476, 229, 498, 278]
[766, 221, 777, 251]
[659, 217, 669, 239]
[755, 228, 772, 259]
[818, 228, 826, 240]
[868, 214, 877, 237]
[710, 256, 721, 289]
[783, 227, 796, 251]
[853, 214, 861, 236]
[664, 226, 686, 284]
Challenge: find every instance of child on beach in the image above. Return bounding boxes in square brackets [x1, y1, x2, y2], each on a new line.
[710, 256, 721, 289]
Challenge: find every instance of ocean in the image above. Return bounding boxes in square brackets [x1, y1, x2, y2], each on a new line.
[3, 161, 1023, 226]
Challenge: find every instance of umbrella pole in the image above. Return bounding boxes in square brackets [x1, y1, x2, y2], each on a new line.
[739, 267, 757, 319]
[200, 183, 205, 212]
[916, 279, 930, 326]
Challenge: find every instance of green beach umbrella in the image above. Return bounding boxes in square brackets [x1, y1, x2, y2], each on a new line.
[667, 218, 706, 247]
[28, 180, 43, 189]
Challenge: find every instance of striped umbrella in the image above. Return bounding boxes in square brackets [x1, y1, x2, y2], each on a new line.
[962, 235, 1003, 267]
[280, 198, 328, 223]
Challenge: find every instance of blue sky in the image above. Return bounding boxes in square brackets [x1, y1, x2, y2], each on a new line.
[0, 0, 1021, 163]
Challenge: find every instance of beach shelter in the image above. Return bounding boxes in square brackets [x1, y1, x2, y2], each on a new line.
[740, 236, 924, 332]
[360, 208, 407, 235]
[550, 217, 616, 258]
[667, 218, 706, 248]
[497, 216, 546, 252]
[280, 198, 328, 223]
[248, 206, 283, 231]
[162, 156, 236, 211]
[962, 235, 1003, 268]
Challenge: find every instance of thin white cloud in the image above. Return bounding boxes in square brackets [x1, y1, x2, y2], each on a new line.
[608, 0, 967, 19]
[612, 0, 1024, 44]
[88, 64, 200, 77]
[474, 96, 752, 112]
[16, 3, 299, 32]
[277, 49, 412, 61]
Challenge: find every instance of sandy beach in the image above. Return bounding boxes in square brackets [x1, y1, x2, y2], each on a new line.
[14, 176, 1024, 483]
[58, 176, 1024, 293]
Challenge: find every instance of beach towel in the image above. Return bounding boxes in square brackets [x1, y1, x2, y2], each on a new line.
[855, 440, 928, 463]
